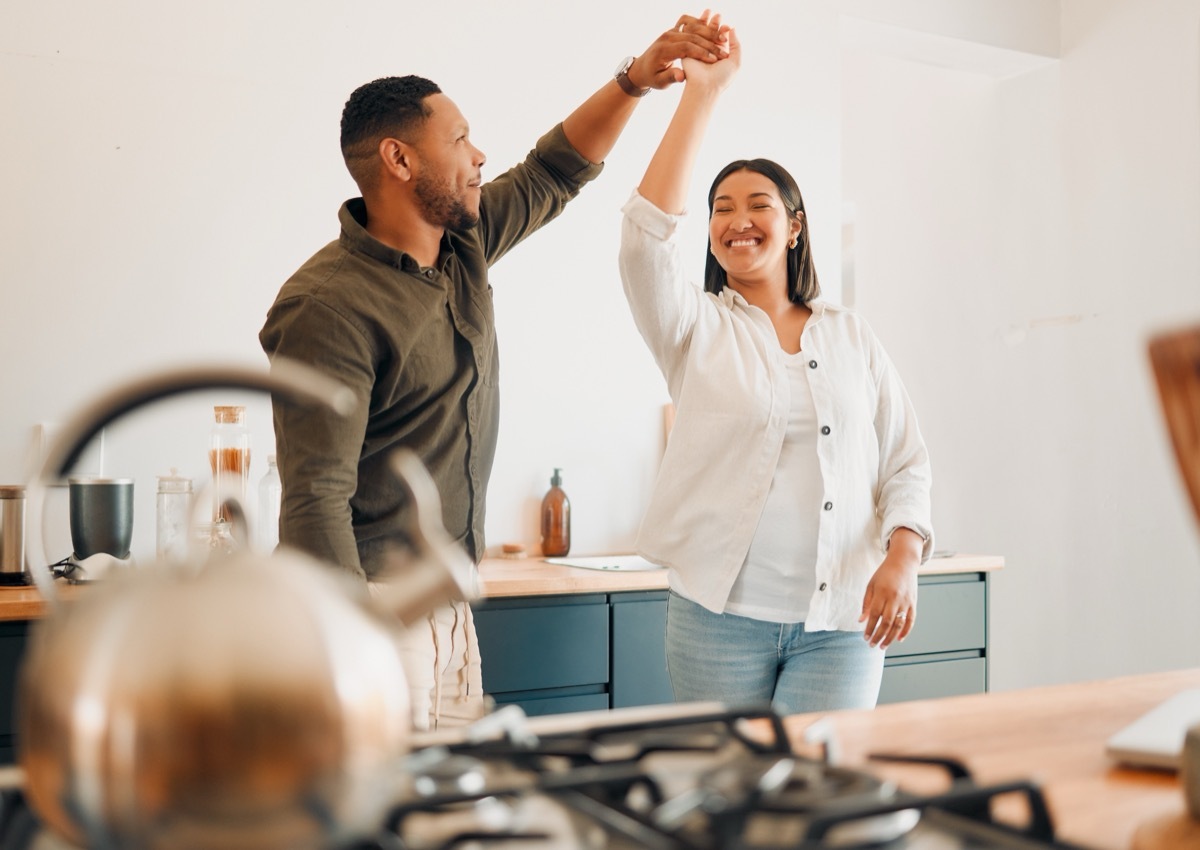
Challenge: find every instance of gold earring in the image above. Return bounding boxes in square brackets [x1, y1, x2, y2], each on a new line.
[788, 236, 798, 249]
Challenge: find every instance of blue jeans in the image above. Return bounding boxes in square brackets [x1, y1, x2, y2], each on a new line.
[665, 591, 884, 714]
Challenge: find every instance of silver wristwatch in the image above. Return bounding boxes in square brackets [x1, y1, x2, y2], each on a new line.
[614, 55, 650, 97]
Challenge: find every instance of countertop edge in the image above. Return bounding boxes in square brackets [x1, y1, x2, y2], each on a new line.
[0, 554, 1005, 618]
[476, 553, 1003, 599]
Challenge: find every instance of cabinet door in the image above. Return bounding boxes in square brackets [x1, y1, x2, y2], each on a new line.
[473, 596, 609, 694]
[0, 622, 29, 764]
[611, 594, 673, 709]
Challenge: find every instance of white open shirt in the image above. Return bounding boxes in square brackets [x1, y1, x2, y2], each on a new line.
[618, 190, 933, 632]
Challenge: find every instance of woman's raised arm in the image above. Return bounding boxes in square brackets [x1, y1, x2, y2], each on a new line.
[636, 18, 740, 214]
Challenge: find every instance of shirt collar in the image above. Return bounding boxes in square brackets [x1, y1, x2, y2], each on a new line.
[718, 288, 846, 317]
[339, 198, 456, 274]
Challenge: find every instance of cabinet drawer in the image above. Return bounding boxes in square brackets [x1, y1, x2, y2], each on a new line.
[492, 692, 610, 717]
[879, 656, 987, 704]
[887, 579, 985, 658]
[474, 600, 609, 694]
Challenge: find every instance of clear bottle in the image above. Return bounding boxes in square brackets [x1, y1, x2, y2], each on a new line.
[209, 405, 250, 524]
[258, 454, 281, 553]
[155, 469, 193, 564]
[540, 468, 570, 557]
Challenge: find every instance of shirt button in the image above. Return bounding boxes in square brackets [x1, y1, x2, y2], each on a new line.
[809, 360, 818, 369]
[820, 425, 831, 435]
[824, 501, 833, 511]
[819, 582, 828, 591]
[424, 269, 435, 278]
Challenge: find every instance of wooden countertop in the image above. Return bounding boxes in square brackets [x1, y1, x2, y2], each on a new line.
[476, 552, 1003, 598]
[0, 553, 1003, 619]
[781, 667, 1200, 850]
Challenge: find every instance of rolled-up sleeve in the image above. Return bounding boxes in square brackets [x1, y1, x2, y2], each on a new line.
[478, 124, 604, 265]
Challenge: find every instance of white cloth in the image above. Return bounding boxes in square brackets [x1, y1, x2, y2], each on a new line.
[370, 589, 486, 731]
[618, 190, 933, 631]
[725, 351, 822, 623]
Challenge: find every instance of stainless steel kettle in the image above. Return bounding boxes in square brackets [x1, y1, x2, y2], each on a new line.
[18, 360, 476, 850]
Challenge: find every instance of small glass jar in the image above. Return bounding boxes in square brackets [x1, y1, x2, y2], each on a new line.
[156, 469, 193, 565]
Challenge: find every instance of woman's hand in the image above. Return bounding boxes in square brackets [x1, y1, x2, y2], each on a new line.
[859, 528, 923, 649]
[681, 16, 739, 93]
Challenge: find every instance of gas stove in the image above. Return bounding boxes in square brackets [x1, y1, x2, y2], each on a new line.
[0, 703, 1095, 850]
[377, 702, 1093, 850]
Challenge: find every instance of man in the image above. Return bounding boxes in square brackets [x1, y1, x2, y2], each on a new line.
[259, 13, 727, 730]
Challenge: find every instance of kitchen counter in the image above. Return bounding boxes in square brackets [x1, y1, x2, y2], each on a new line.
[0, 553, 1003, 619]
[477, 551, 1003, 598]
[782, 666, 1200, 850]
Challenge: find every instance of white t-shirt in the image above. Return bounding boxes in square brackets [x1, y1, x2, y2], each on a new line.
[725, 351, 823, 623]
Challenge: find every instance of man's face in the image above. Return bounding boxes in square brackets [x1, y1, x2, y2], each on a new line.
[410, 93, 486, 231]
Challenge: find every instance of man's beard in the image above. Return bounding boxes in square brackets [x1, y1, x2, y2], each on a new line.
[414, 170, 478, 231]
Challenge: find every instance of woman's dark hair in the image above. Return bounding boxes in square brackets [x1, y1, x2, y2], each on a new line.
[704, 159, 820, 305]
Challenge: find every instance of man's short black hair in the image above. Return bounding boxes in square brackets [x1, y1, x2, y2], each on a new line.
[340, 75, 441, 189]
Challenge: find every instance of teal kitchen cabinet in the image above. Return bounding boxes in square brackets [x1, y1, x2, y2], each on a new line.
[0, 621, 30, 763]
[472, 593, 611, 716]
[473, 590, 673, 715]
[474, 573, 990, 715]
[879, 572, 989, 704]
[610, 590, 673, 708]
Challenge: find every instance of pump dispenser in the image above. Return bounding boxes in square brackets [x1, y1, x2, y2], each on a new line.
[540, 468, 570, 557]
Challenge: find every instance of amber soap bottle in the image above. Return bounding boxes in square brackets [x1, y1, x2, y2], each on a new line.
[540, 468, 570, 557]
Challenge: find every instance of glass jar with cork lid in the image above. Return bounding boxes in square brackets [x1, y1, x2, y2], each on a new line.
[209, 405, 250, 525]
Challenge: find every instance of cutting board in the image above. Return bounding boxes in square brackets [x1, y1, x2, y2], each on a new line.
[544, 555, 663, 572]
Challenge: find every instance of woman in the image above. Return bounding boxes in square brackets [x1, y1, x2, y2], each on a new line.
[618, 18, 933, 714]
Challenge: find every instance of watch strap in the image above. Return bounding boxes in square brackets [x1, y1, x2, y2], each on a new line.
[615, 57, 650, 98]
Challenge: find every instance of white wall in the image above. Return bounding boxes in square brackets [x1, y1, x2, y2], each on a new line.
[0, 1, 840, 561]
[843, 0, 1200, 691]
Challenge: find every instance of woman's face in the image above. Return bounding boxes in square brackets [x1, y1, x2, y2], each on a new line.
[708, 169, 802, 291]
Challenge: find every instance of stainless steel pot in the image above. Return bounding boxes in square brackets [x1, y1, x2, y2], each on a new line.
[18, 360, 475, 850]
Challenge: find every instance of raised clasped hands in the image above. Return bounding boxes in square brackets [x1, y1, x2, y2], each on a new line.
[680, 11, 739, 92]
[630, 9, 732, 90]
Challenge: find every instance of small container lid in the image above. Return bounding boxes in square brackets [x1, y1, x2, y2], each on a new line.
[157, 468, 193, 493]
[0, 485, 25, 499]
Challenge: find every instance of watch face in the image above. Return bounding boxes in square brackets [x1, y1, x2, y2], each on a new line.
[615, 55, 634, 77]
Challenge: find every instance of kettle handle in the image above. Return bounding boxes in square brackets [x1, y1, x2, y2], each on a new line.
[25, 359, 357, 606]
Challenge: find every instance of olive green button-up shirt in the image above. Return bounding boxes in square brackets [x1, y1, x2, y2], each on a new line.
[260, 124, 602, 578]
